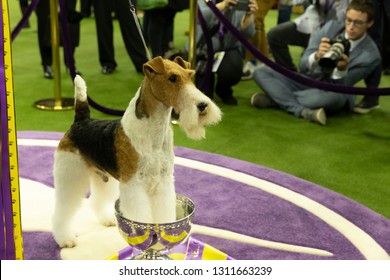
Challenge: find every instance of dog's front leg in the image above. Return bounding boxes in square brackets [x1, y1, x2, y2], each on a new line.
[151, 177, 176, 223]
[119, 180, 153, 223]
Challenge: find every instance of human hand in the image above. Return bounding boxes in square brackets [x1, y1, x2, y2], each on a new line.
[247, 0, 259, 14]
[240, 0, 257, 29]
[315, 37, 349, 70]
[220, 0, 257, 13]
[336, 54, 349, 71]
[219, 0, 239, 11]
[315, 37, 332, 60]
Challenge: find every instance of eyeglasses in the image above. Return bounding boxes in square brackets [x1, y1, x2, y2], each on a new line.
[345, 18, 367, 27]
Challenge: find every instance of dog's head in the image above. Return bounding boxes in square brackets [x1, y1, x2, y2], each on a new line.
[142, 56, 222, 140]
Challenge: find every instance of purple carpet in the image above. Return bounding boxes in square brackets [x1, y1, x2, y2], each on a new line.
[17, 131, 390, 260]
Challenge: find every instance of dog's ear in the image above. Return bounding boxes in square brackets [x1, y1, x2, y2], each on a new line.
[174, 56, 191, 70]
[143, 56, 165, 79]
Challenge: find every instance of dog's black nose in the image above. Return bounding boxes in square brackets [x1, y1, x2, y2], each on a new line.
[197, 102, 208, 112]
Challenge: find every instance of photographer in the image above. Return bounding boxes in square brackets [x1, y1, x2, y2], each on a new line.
[267, 0, 349, 72]
[251, 0, 380, 125]
[195, 0, 258, 105]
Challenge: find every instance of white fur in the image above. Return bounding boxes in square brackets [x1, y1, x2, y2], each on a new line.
[52, 59, 222, 248]
[74, 75, 87, 102]
[53, 151, 119, 247]
[178, 84, 222, 140]
[120, 89, 176, 223]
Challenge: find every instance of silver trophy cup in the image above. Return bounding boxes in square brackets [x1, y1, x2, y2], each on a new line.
[115, 194, 195, 260]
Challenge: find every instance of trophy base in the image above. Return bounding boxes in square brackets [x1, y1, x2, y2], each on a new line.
[132, 252, 172, 260]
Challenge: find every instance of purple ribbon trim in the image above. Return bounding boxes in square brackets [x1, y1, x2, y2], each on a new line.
[118, 246, 134, 260]
[1, 0, 16, 259]
[205, 1, 390, 96]
[185, 238, 206, 260]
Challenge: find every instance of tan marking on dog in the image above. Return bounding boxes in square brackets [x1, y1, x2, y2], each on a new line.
[142, 57, 195, 115]
[135, 89, 149, 119]
[173, 56, 192, 70]
[114, 127, 139, 182]
[136, 86, 158, 119]
[57, 133, 77, 153]
[58, 133, 104, 175]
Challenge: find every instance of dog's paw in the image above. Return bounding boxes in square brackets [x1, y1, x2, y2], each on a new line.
[53, 233, 78, 248]
[97, 213, 116, 227]
[59, 240, 77, 248]
[102, 219, 116, 227]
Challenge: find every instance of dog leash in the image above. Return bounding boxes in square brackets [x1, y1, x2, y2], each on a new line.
[127, 0, 152, 61]
[76, 1, 151, 116]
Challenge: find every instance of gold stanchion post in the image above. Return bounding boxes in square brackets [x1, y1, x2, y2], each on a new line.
[34, 0, 74, 110]
[188, 0, 198, 70]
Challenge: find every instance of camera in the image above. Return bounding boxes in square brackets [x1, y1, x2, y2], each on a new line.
[232, 0, 250, 11]
[319, 35, 351, 73]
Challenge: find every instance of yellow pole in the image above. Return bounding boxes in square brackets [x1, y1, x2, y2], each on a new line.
[188, 0, 198, 70]
[49, 0, 62, 107]
[2, 0, 23, 259]
[34, 0, 74, 110]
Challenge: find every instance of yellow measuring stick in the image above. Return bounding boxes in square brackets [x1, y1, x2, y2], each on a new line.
[2, 0, 23, 260]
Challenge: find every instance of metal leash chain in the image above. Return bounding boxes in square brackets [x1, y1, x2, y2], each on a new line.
[128, 0, 152, 60]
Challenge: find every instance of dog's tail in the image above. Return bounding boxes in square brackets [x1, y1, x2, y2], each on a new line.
[74, 75, 90, 121]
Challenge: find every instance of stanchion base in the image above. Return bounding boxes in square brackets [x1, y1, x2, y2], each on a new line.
[34, 98, 74, 111]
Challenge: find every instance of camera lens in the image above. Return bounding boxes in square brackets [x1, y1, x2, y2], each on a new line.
[319, 42, 347, 73]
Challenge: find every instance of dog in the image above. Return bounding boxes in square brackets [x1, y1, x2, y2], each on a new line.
[52, 56, 222, 248]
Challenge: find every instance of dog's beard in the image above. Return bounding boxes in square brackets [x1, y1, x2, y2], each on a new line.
[179, 101, 222, 140]
[176, 85, 222, 140]
[179, 106, 206, 140]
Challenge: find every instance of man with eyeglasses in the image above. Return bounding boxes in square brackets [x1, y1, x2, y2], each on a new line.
[251, 0, 380, 125]
[353, 0, 390, 114]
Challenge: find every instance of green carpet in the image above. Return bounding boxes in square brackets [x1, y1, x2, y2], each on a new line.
[8, 2, 390, 220]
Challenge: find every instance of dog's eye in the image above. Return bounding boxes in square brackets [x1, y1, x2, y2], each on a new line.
[168, 75, 177, 83]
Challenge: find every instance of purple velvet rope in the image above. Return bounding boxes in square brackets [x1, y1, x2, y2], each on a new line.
[1, 0, 16, 259]
[58, 0, 124, 116]
[58, 0, 75, 79]
[60, 0, 125, 116]
[197, 7, 215, 92]
[205, 1, 390, 96]
[11, 0, 40, 41]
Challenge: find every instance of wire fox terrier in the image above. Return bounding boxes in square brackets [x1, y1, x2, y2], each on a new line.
[52, 56, 222, 248]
